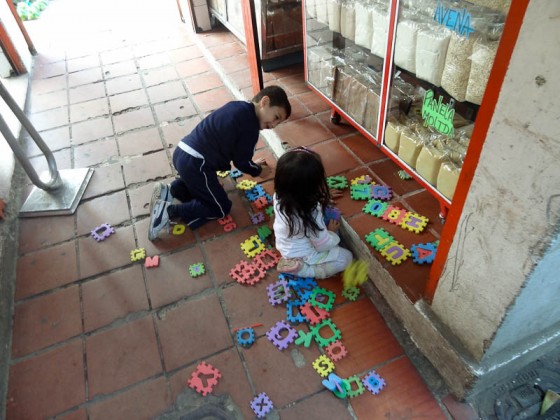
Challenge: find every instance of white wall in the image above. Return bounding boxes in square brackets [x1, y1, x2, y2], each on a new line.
[431, 1, 560, 361]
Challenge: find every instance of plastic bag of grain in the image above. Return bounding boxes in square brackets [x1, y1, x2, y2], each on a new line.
[333, 65, 355, 111]
[441, 32, 478, 102]
[315, 0, 328, 25]
[355, 0, 374, 49]
[340, 0, 356, 41]
[328, 0, 341, 33]
[370, 4, 389, 59]
[394, 19, 422, 73]
[416, 141, 448, 185]
[437, 161, 461, 200]
[467, 0, 511, 14]
[465, 38, 499, 104]
[305, 0, 317, 19]
[348, 72, 369, 126]
[384, 118, 406, 153]
[415, 24, 451, 86]
[397, 126, 428, 168]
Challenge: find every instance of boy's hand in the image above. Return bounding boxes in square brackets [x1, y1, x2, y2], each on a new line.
[258, 164, 272, 179]
[327, 219, 340, 232]
[254, 157, 267, 166]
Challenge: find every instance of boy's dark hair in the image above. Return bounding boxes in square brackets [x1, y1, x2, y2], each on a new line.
[274, 147, 330, 237]
[252, 85, 291, 119]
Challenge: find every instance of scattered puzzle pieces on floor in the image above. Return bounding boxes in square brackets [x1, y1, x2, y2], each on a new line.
[189, 262, 205, 277]
[397, 169, 412, 180]
[294, 329, 314, 348]
[346, 375, 366, 398]
[300, 302, 330, 325]
[267, 279, 291, 306]
[342, 260, 368, 289]
[145, 255, 159, 268]
[364, 199, 429, 234]
[312, 354, 335, 377]
[236, 179, 257, 190]
[130, 248, 146, 262]
[370, 185, 393, 201]
[365, 228, 395, 251]
[362, 371, 386, 395]
[326, 175, 348, 189]
[322, 372, 350, 398]
[350, 183, 372, 200]
[250, 392, 274, 419]
[400, 212, 429, 234]
[241, 235, 265, 258]
[308, 287, 335, 311]
[246, 185, 266, 201]
[341, 286, 360, 301]
[91, 223, 115, 241]
[325, 340, 348, 362]
[266, 320, 298, 350]
[351, 175, 373, 185]
[237, 328, 255, 348]
[229, 168, 242, 178]
[187, 362, 221, 396]
[312, 319, 342, 347]
[253, 248, 280, 271]
[286, 300, 307, 324]
[380, 241, 411, 265]
[411, 242, 438, 264]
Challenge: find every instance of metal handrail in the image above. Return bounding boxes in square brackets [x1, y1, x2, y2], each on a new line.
[0, 80, 62, 191]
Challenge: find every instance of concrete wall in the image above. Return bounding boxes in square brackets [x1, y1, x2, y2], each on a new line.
[431, 1, 560, 362]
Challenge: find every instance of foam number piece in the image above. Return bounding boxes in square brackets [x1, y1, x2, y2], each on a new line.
[322, 373, 351, 398]
[172, 224, 186, 235]
[294, 329, 314, 347]
[257, 225, 272, 242]
[145, 255, 159, 268]
[365, 228, 394, 251]
[266, 279, 291, 306]
[346, 375, 366, 398]
[362, 371, 386, 395]
[217, 215, 237, 232]
[380, 242, 411, 265]
[250, 392, 274, 419]
[326, 175, 348, 189]
[381, 205, 408, 225]
[253, 248, 280, 271]
[312, 319, 342, 347]
[300, 302, 330, 325]
[308, 287, 336, 311]
[350, 184, 372, 200]
[370, 185, 393, 201]
[236, 179, 257, 191]
[237, 328, 255, 347]
[189, 262, 205, 277]
[130, 248, 146, 262]
[325, 340, 348, 362]
[411, 242, 438, 264]
[400, 212, 429, 234]
[250, 212, 265, 225]
[342, 260, 368, 289]
[266, 320, 298, 350]
[229, 168, 243, 178]
[312, 354, 335, 377]
[187, 362, 221, 396]
[341, 286, 360, 301]
[240, 235, 265, 259]
[91, 223, 115, 241]
[363, 199, 388, 217]
[286, 300, 307, 324]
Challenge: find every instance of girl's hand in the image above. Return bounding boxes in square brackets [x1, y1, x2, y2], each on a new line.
[327, 219, 340, 232]
[329, 188, 344, 201]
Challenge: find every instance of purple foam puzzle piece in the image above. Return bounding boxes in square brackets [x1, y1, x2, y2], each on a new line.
[266, 320, 297, 350]
[91, 223, 115, 241]
[250, 392, 274, 418]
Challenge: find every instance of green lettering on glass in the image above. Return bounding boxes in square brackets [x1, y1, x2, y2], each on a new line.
[421, 90, 455, 137]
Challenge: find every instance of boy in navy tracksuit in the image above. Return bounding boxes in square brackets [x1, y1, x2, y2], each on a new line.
[148, 85, 291, 240]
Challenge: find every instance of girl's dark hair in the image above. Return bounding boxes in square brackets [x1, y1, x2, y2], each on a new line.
[252, 85, 291, 118]
[274, 147, 330, 237]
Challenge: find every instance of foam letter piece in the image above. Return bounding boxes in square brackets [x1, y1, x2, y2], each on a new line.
[91, 223, 115, 241]
[362, 371, 386, 395]
[400, 212, 429, 233]
[294, 329, 314, 347]
[365, 228, 394, 251]
[236, 179, 257, 190]
[312, 354, 335, 377]
[241, 235, 265, 258]
[246, 185, 266, 201]
[341, 286, 360, 301]
[346, 375, 366, 398]
[266, 279, 291, 306]
[363, 199, 388, 217]
[325, 340, 348, 362]
[288, 278, 317, 302]
[312, 319, 342, 347]
[411, 242, 438, 264]
[300, 302, 330, 325]
[237, 328, 255, 347]
[266, 320, 298, 350]
[172, 224, 186, 235]
[286, 301, 307, 324]
[257, 225, 272, 241]
[370, 185, 393, 201]
[229, 168, 242, 178]
[322, 373, 350, 398]
[229, 260, 256, 285]
[380, 242, 411, 265]
[189, 263, 206, 277]
[381, 205, 408, 225]
[253, 248, 280, 271]
[145, 255, 159, 268]
[326, 175, 348, 189]
[130, 248, 146, 262]
[187, 362, 221, 396]
[250, 212, 265, 224]
[250, 392, 274, 419]
[308, 287, 336, 311]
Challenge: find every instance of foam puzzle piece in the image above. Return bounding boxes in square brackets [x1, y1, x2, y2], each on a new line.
[370, 185, 393, 201]
[350, 183, 372, 200]
[250, 212, 265, 224]
[400, 212, 429, 233]
[362, 371, 386, 395]
[91, 223, 116, 241]
[312, 354, 335, 377]
[241, 235, 265, 259]
[323, 206, 341, 224]
[236, 179, 257, 190]
[326, 175, 348, 189]
[257, 225, 272, 241]
[288, 278, 317, 302]
[300, 302, 330, 325]
[253, 196, 269, 210]
[253, 248, 280, 271]
[230, 260, 266, 285]
[342, 260, 368, 289]
[381, 205, 408, 225]
[308, 287, 336, 311]
[411, 242, 438, 264]
[189, 262, 205, 277]
[365, 228, 394, 251]
[217, 215, 236, 232]
[397, 169, 413, 179]
[250, 392, 274, 419]
[267, 279, 291, 305]
[216, 170, 230, 177]
[325, 340, 348, 362]
[246, 185, 266, 201]
[346, 375, 366, 398]
[312, 319, 342, 347]
[145, 255, 159, 268]
[351, 175, 373, 185]
[265, 206, 274, 217]
[363, 199, 389, 218]
[229, 168, 243, 178]
[187, 362, 221, 396]
[266, 320, 298, 350]
[286, 300, 307, 324]
[130, 248, 146, 262]
[322, 372, 350, 398]
[294, 329, 314, 347]
[341, 286, 360, 301]
[237, 328, 255, 347]
[172, 224, 186, 235]
[380, 241, 411, 265]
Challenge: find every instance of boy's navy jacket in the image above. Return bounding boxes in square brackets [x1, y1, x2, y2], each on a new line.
[180, 101, 262, 176]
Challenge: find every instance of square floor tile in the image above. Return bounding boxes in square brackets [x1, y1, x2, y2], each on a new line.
[134, 217, 197, 255]
[192, 87, 235, 114]
[71, 116, 114, 145]
[310, 140, 362, 176]
[16, 240, 78, 299]
[331, 298, 404, 378]
[334, 167, 378, 219]
[18, 214, 75, 254]
[87, 377, 171, 420]
[274, 116, 334, 148]
[86, 316, 162, 397]
[147, 80, 186, 104]
[102, 60, 137, 79]
[154, 97, 197, 124]
[316, 111, 358, 138]
[33, 60, 65, 79]
[31, 74, 66, 95]
[155, 293, 233, 371]
[12, 285, 82, 358]
[7, 339, 85, 419]
[82, 265, 149, 332]
[109, 89, 149, 114]
[113, 107, 155, 134]
[161, 117, 201, 146]
[82, 164, 125, 200]
[145, 246, 213, 308]
[241, 337, 322, 408]
[369, 159, 424, 197]
[67, 55, 100, 73]
[184, 72, 223, 95]
[73, 137, 119, 168]
[56, 408, 87, 420]
[122, 150, 173, 185]
[78, 224, 137, 279]
[25, 126, 71, 155]
[176, 57, 211, 78]
[228, 69, 252, 91]
[69, 82, 106, 104]
[100, 47, 134, 65]
[285, 96, 310, 122]
[29, 106, 69, 131]
[117, 126, 164, 157]
[168, 45, 203, 63]
[296, 91, 332, 114]
[68, 67, 103, 88]
[30, 89, 68, 113]
[141, 66, 179, 87]
[137, 52, 171, 70]
[279, 390, 353, 419]
[106, 74, 143, 96]
[349, 357, 446, 419]
[341, 133, 387, 164]
[76, 190, 130, 236]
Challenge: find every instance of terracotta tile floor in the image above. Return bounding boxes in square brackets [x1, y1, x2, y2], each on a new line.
[4, 0, 476, 418]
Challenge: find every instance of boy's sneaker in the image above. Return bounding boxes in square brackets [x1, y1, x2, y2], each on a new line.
[148, 199, 171, 241]
[277, 257, 303, 274]
[151, 182, 172, 205]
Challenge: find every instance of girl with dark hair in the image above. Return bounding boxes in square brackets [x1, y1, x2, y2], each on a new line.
[273, 147, 353, 279]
